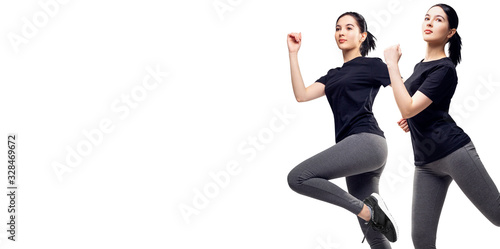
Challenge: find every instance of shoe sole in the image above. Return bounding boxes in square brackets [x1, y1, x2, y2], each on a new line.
[371, 193, 399, 241]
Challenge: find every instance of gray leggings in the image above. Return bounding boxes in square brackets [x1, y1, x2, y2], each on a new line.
[412, 141, 500, 249]
[288, 133, 391, 249]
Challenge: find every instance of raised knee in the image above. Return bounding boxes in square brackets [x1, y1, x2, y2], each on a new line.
[287, 168, 303, 192]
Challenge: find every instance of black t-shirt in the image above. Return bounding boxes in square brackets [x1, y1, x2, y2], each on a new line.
[404, 57, 471, 166]
[316, 56, 390, 143]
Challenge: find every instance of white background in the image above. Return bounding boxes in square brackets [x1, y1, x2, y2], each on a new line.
[1, 0, 499, 248]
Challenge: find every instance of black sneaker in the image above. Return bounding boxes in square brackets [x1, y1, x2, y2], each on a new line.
[362, 193, 398, 243]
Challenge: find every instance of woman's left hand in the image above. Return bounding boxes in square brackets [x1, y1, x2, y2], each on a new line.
[384, 44, 402, 65]
[397, 118, 410, 133]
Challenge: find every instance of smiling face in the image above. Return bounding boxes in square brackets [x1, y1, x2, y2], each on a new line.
[335, 15, 366, 53]
[422, 6, 456, 45]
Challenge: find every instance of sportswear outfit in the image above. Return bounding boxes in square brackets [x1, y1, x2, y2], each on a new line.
[404, 57, 500, 248]
[288, 57, 396, 248]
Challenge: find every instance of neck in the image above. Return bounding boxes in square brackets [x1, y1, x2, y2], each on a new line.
[424, 42, 447, 62]
[342, 49, 362, 63]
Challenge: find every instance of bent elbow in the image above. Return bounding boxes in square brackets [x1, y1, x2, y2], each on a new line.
[401, 110, 416, 119]
[295, 96, 307, 102]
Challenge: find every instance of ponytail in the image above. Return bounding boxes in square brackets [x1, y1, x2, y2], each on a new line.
[361, 31, 376, 57]
[448, 31, 461, 66]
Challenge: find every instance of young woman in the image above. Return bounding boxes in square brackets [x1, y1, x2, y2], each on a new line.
[384, 4, 500, 248]
[287, 12, 398, 248]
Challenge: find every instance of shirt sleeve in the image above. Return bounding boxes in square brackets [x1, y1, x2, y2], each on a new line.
[371, 58, 391, 87]
[417, 65, 457, 103]
[316, 68, 336, 84]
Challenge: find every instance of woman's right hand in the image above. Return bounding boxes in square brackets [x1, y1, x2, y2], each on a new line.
[384, 44, 402, 67]
[287, 32, 302, 54]
[397, 118, 410, 133]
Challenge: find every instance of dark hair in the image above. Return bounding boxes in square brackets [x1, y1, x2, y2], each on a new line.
[336, 12, 376, 57]
[431, 4, 461, 65]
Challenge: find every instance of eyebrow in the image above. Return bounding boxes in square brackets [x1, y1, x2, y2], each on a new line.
[336, 23, 355, 27]
[425, 14, 446, 20]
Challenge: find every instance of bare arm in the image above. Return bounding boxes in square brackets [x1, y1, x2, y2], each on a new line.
[384, 44, 433, 119]
[288, 33, 325, 102]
